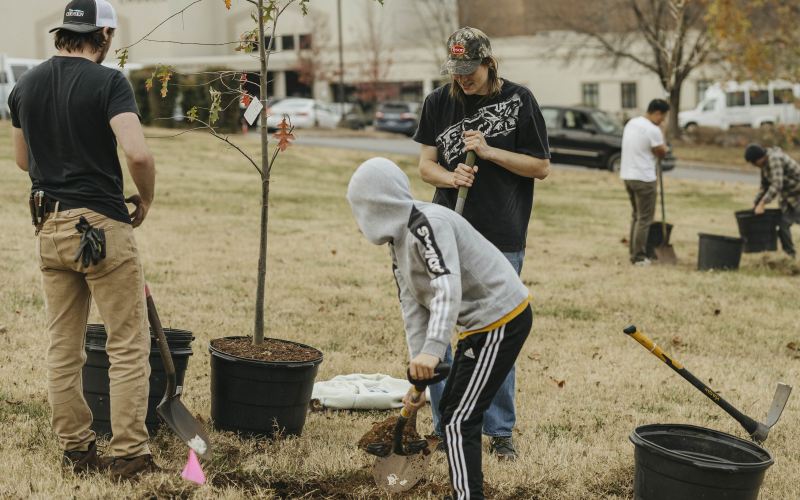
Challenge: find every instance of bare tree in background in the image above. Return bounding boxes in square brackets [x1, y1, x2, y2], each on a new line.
[409, 0, 459, 71]
[355, 1, 398, 111]
[542, 0, 715, 138]
[294, 12, 337, 90]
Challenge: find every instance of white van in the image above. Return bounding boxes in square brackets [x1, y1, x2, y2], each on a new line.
[1, 54, 140, 118]
[678, 81, 800, 131]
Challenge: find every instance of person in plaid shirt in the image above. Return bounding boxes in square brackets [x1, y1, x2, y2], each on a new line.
[746, 143, 800, 258]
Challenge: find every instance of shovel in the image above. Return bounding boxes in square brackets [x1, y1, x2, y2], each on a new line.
[624, 325, 792, 442]
[368, 362, 451, 493]
[454, 151, 477, 215]
[145, 284, 213, 461]
[654, 160, 677, 265]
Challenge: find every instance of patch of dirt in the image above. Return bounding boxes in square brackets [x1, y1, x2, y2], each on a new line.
[586, 465, 634, 498]
[357, 414, 431, 456]
[211, 337, 322, 362]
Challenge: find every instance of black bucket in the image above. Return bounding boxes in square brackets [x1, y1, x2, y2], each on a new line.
[82, 324, 194, 436]
[646, 223, 674, 260]
[735, 209, 781, 253]
[698, 233, 744, 271]
[209, 337, 323, 437]
[630, 424, 773, 500]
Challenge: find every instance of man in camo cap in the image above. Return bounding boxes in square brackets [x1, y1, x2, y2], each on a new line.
[415, 25, 551, 478]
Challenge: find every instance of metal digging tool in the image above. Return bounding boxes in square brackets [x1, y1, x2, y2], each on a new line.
[623, 325, 792, 443]
[145, 284, 213, 461]
[368, 362, 451, 493]
[454, 151, 477, 215]
[654, 160, 677, 265]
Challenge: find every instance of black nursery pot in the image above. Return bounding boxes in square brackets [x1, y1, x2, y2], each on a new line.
[209, 336, 323, 437]
[82, 324, 194, 436]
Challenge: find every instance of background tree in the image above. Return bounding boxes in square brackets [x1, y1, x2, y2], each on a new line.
[540, 0, 716, 138]
[293, 12, 337, 91]
[355, 1, 397, 112]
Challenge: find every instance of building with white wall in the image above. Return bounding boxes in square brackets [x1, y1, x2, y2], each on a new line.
[1, 0, 717, 118]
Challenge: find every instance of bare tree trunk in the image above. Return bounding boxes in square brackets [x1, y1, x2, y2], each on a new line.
[667, 82, 682, 140]
[253, 0, 270, 346]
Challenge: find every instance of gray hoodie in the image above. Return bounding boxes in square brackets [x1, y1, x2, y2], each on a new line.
[347, 158, 530, 360]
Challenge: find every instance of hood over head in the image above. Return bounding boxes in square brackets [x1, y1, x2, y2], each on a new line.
[347, 158, 415, 245]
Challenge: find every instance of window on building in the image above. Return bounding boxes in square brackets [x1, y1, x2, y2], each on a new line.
[281, 35, 295, 51]
[582, 83, 599, 108]
[726, 91, 745, 107]
[774, 88, 794, 104]
[251, 36, 272, 52]
[696, 80, 712, 105]
[750, 90, 769, 106]
[621, 83, 637, 109]
[299, 34, 312, 50]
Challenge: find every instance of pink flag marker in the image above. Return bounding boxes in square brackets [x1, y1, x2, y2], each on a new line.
[181, 450, 206, 485]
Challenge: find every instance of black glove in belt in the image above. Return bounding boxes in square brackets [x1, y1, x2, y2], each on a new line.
[74, 216, 107, 268]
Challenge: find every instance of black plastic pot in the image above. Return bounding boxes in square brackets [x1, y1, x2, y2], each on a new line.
[735, 209, 781, 253]
[82, 324, 194, 436]
[209, 337, 323, 437]
[698, 233, 744, 271]
[647, 222, 674, 260]
[630, 424, 773, 500]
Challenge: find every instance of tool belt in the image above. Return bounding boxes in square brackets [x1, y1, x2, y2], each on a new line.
[29, 191, 81, 234]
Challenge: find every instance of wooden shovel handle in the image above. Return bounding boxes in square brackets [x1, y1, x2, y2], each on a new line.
[455, 151, 477, 215]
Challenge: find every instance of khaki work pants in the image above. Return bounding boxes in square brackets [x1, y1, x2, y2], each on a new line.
[36, 207, 150, 458]
[625, 180, 658, 263]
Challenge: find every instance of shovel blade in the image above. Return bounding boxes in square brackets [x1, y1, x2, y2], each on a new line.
[373, 437, 438, 493]
[654, 244, 677, 265]
[766, 382, 793, 428]
[157, 395, 213, 461]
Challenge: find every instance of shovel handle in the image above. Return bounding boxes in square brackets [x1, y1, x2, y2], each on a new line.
[623, 325, 763, 439]
[146, 285, 177, 400]
[455, 151, 477, 216]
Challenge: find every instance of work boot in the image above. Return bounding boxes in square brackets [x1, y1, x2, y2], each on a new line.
[489, 436, 518, 461]
[434, 435, 446, 453]
[108, 454, 162, 482]
[61, 440, 107, 474]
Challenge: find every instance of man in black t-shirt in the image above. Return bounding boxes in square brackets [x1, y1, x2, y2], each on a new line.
[9, 0, 160, 480]
[414, 27, 550, 474]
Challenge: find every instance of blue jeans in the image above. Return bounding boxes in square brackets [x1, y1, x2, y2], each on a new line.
[430, 249, 525, 438]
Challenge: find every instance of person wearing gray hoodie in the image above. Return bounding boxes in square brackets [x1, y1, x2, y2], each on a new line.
[347, 157, 532, 500]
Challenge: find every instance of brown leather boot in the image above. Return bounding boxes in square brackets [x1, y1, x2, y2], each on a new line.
[61, 440, 108, 474]
[108, 454, 162, 482]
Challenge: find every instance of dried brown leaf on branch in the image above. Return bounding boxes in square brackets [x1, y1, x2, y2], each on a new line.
[273, 118, 296, 152]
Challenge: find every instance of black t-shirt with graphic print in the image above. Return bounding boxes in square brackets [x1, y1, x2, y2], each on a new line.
[413, 80, 550, 252]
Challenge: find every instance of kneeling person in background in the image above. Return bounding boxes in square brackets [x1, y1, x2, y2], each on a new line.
[347, 158, 532, 500]
[745, 143, 800, 259]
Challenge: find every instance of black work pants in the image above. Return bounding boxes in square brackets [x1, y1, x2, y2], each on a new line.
[439, 305, 532, 500]
[779, 205, 800, 256]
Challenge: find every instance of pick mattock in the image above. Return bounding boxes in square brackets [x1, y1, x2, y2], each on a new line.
[146, 285, 213, 460]
[623, 325, 792, 443]
[367, 362, 451, 493]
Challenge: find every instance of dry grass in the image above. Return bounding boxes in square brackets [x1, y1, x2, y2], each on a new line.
[1, 121, 799, 499]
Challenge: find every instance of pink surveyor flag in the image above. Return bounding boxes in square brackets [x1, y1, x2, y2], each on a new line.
[181, 450, 206, 485]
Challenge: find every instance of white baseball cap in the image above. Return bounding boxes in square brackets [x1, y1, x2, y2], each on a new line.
[49, 0, 118, 33]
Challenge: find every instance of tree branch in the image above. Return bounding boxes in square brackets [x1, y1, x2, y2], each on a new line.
[120, 0, 204, 52]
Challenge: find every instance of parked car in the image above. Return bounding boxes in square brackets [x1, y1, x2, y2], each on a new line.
[337, 103, 371, 130]
[679, 82, 800, 131]
[541, 105, 675, 173]
[264, 98, 341, 130]
[374, 102, 421, 136]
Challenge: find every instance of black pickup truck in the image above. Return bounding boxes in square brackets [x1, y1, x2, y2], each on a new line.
[540, 106, 676, 172]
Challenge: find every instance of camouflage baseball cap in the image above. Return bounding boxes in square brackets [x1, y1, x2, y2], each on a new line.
[440, 27, 492, 76]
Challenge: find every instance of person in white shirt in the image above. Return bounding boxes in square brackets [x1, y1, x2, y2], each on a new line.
[620, 99, 670, 265]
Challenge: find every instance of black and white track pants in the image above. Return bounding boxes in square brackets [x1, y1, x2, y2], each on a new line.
[439, 305, 532, 500]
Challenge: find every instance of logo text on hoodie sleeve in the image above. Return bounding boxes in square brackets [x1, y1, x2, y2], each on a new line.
[408, 206, 450, 277]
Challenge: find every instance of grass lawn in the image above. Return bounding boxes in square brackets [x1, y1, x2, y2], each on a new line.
[1, 121, 799, 499]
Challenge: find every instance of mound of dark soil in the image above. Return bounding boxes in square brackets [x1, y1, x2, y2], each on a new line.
[211, 336, 321, 362]
[357, 414, 432, 456]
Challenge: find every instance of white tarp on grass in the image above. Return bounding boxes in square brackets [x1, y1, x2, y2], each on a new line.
[312, 373, 431, 410]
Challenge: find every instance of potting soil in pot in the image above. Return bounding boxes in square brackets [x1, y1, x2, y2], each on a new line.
[211, 336, 322, 361]
[358, 415, 432, 456]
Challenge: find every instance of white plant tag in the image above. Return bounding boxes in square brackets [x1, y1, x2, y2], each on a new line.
[244, 98, 264, 126]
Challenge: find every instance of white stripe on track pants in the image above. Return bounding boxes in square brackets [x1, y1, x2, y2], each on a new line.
[441, 305, 532, 500]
